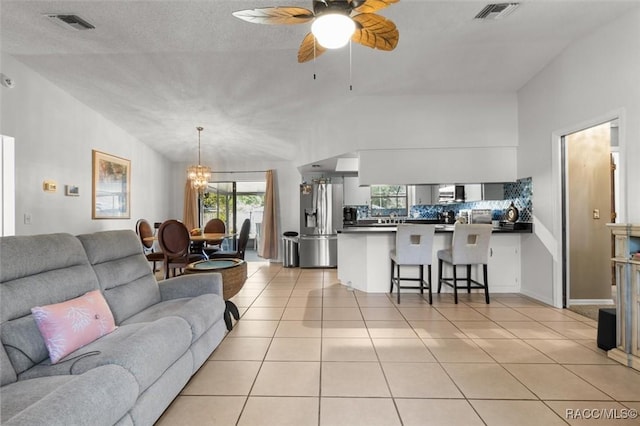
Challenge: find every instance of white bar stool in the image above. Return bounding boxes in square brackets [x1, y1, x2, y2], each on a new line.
[437, 224, 492, 304]
[390, 224, 436, 304]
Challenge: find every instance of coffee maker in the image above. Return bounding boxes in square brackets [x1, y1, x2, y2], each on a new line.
[343, 207, 358, 225]
[439, 210, 455, 224]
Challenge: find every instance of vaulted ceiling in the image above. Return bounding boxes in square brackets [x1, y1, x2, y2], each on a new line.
[2, 1, 637, 166]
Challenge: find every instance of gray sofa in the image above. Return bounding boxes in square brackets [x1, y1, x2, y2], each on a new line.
[0, 230, 227, 425]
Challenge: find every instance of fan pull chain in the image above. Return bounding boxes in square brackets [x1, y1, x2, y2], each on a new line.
[313, 36, 317, 80]
[349, 40, 353, 91]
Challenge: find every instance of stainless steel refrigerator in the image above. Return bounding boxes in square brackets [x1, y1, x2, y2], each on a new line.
[299, 179, 343, 267]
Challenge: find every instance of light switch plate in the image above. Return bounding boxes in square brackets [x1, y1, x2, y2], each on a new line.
[593, 209, 600, 219]
[43, 180, 57, 192]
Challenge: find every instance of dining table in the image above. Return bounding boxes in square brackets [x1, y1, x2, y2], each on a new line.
[143, 232, 234, 259]
[143, 232, 232, 244]
[188, 233, 231, 243]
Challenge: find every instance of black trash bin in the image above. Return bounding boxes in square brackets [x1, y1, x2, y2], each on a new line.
[597, 308, 616, 351]
[282, 232, 299, 268]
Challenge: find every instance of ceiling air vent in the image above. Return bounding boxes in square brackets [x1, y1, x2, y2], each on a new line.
[475, 3, 520, 20]
[46, 14, 95, 30]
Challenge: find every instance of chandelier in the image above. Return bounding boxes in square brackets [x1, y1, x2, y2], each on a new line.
[186, 126, 211, 192]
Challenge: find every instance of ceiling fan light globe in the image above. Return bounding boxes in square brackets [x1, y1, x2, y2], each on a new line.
[311, 14, 355, 49]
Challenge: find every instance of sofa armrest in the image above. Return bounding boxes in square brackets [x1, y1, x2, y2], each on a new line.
[158, 272, 223, 300]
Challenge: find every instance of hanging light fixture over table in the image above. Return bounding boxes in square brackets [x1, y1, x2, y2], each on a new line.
[187, 126, 211, 192]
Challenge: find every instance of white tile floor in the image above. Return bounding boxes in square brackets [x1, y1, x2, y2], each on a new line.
[156, 262, 640, 425]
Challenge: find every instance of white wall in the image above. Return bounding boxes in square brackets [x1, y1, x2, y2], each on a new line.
[358, 147, 517, 185]
[0, 54, 174, 236]
[517, 9, 640, 305]
[298, 93, 518, 167]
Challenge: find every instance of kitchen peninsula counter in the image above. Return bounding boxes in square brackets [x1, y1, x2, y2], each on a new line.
[339, 223, 532, 234]
[337, 222, 530, 294]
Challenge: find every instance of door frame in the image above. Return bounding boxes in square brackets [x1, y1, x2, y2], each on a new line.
[551, 109, 627, 308]
[1, 135, 16, 237]
[205, 181, 238, 249]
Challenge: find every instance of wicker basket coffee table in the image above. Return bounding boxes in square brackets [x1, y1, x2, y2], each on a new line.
[185, 259, 247, 330]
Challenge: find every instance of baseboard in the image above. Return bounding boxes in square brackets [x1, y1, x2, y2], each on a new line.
[569, 299, 614, 305]
[520, 288, 555, 307]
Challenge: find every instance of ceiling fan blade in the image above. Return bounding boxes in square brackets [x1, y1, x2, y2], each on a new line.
[232, 7, 314, 25]
[352, 13, 399, 51]
[352, 0, 399, 14]
[298, 32, 327, 63]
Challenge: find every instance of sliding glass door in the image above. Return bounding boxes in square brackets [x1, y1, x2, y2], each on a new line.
[203, 181, 265, 250]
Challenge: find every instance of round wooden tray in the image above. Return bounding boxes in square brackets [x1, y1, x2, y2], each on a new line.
[185, 258, 247, 300]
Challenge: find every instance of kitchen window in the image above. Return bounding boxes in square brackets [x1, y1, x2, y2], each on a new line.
[370, 185, 407, 217]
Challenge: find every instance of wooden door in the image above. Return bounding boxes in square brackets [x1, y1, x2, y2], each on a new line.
[566, 122, 612, 301]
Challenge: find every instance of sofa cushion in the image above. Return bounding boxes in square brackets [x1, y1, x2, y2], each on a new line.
[77, 230, 162, 324]
[31, 290, 116, 363]
[121, 294, 225, 342]
[1, 365, 138, 426]
[0, 234, 91, 284]
[19, 317, 192, 393]
[1, 345, 17, 386]
[1, 233, 101, 374]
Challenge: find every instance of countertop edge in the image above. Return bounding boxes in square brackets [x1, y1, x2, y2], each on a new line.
[338, 226, 532, 234]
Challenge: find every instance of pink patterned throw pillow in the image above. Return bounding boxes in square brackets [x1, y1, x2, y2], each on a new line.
[31, 290, 116, 364]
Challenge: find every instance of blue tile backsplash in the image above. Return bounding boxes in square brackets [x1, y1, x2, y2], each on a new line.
[345, 177, 533, 223]
[410, 177, 532, 222]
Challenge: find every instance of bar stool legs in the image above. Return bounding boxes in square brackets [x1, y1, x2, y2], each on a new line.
[389, 224, 436, 305]
[391, 260, 432, 304]
[483, 264, 490, 304]
[436, 224, 492, 305]
[438, 259, 489, 304]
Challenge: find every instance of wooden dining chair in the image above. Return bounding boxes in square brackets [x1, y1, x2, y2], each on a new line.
[158, 220, 205, 279]
[135, 218, 164, 272]
[203, 218, 226, 257]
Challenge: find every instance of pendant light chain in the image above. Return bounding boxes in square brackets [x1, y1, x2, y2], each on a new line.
[197, 126, 202, 165]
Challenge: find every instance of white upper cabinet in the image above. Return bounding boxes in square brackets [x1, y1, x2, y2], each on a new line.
[464, 184, 482, 202]
[343, 176, 370, 206]
[482, 183, 505, 200]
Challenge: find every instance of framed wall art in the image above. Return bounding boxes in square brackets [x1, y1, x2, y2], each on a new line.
[92, 150, 130, 219]
[65, 185, 79, 196]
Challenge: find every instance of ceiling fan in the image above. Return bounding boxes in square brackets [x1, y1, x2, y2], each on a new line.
[232, 0, 400, 63]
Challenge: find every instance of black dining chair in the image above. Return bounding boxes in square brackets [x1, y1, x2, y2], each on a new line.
[210, 219, 251, 260]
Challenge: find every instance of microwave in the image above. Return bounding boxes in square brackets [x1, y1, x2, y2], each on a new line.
[438, 185, 465, 203]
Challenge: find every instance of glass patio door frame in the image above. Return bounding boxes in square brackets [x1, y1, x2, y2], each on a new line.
[203, 181, 238, 250]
